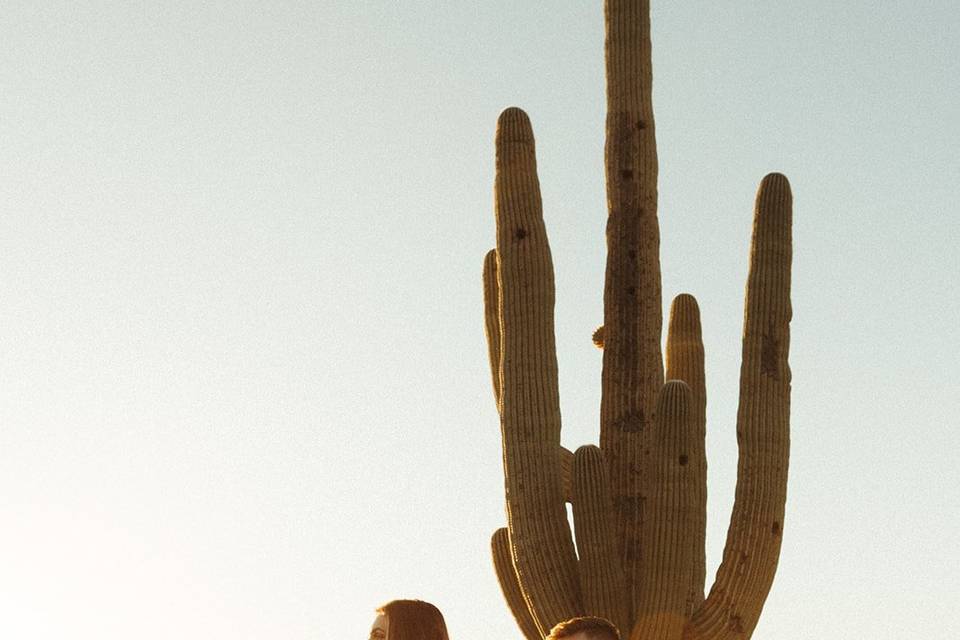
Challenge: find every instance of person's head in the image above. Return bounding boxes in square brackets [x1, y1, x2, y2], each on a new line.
[370, 599, 450, 640]
[545, 616, 620, 640]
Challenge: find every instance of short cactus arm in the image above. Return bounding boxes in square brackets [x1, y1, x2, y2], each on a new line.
[666, 294, 708, 614]
[686, 173, 792, 640]
[571, 446, 630, 634]
[600, 0, 665, 613]
[632, 381, 698, 640]
[494, 106, 582, 633]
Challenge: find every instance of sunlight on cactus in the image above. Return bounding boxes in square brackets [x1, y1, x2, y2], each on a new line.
[482, 2, 793, 639]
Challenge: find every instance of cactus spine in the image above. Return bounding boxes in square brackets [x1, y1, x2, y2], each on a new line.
[484, 2, 793, 640]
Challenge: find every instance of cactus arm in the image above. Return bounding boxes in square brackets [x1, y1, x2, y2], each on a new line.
[492, 528, 542, 640]
[487, 244, 576, 626]
[665, 294, 708, 614]
[685, 173, 792, 640]
[484, 164, 577, 627]
[600, 0, 665, 614]
[483, 249, 503, 409]
[571, 445, 631, 635]
[632, 381, 698, 640]
[486, 251, 576, 507]
[494, 106, 582, 633]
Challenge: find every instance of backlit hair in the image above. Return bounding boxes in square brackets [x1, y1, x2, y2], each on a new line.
[545, 616, 620, 640]
[376, 599, 450, 640]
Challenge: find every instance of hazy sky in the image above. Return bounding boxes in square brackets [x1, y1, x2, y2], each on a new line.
[2, 1, 958, 638]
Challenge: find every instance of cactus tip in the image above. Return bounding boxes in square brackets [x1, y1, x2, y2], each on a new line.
[659, 379, 693, 401]
[668, 294, 701, 334]
[497, 107, 534, 144]
[759, 172, 792, 195]
[671, 292, 699, 310]
[573, 443, 603, 459]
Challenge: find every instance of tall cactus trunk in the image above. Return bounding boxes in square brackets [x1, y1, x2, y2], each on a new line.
[601, 1, 664, 620]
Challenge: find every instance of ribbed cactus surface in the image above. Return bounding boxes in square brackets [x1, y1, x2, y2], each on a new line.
[483, 2, 793, 640]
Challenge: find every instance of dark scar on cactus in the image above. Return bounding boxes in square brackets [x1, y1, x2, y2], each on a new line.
[761, 327, 780, 378]
[614, 410, 645, 433]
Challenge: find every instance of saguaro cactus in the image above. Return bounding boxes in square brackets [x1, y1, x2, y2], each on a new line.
[483, 2, 793, 639]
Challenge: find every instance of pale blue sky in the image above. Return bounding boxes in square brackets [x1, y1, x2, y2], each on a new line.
[1, 2, 958, 638]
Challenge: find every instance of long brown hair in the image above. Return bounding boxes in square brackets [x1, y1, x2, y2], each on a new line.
[376, 599, 449, 640]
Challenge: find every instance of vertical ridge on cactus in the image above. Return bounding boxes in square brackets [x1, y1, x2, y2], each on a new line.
[485, 5, 793, 640]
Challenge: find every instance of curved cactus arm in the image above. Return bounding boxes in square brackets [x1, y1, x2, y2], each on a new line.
[686, 173, 792, 640]
[632, 381, 698, 640]
[600, 0, 665, 613]
[494, 106, 582, 633]
[483, 249, 503, 409]
[492, 528, 542, 640]
[571, 445, 630, 636]
[665, 294, 708, 614]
